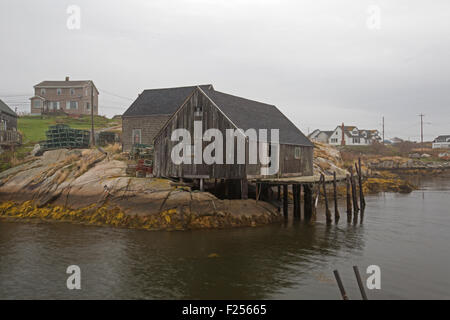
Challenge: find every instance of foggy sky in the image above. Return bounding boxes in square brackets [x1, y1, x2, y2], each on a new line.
[1, 0, 449, 141]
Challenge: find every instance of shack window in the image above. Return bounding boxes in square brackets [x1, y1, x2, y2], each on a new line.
[33, 100, 41, 108]
[132, 129, 142, 145]
[194, 105, 203, 117]
[294, 147, 301, 159]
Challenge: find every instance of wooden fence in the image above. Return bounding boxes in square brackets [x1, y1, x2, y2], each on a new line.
[0, 130, 22, 146]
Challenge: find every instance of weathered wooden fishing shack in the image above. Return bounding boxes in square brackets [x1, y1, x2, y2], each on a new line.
[153, 86, 314, 199]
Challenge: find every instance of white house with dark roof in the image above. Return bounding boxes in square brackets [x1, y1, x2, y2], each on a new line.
[327, 125, 381, 146]
[432, 135, 450, 149]
[308, 129, 333, 143]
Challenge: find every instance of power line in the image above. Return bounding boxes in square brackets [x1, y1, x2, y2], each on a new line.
[98, 88, 134, 101]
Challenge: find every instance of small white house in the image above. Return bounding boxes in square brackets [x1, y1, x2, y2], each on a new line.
[310, 125, 382, 146]
[308, 129, 333, 143]
[329, 126, 362, 146]
[432, 135, 450, 149]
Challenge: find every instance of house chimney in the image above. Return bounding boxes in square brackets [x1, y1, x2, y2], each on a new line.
[65, 76, 70, 81]
[341, 122, 346, 146]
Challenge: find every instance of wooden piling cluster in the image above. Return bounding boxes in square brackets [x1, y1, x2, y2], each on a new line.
[249, 157, 366, 224]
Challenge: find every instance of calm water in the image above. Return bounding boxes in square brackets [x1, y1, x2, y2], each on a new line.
[1, 176, 449, 300]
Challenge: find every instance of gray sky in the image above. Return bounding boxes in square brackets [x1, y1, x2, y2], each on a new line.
[1, 0, 449, 141]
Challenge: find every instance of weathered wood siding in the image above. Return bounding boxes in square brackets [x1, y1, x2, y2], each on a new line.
[154, 90, 247, 179]
[154, 89, 314, 179]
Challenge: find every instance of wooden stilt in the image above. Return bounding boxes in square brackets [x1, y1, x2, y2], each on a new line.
[277, 185, 281, 201]
[298, 184, 302, 220]
[283, 184, 288, 219]
[333, 172, 340, 223]
[241, 178, 248, 200]
[199, 178, 204, 192]
[304, 184, 313, 221]
[293, 184, 301, 220]
[346, 174, 352, 222]
[350, 168, 359, 213]
[357, 158, 366, 211]
[321, 174, 332, 224]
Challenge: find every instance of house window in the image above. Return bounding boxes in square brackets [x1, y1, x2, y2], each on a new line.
[40, 88, 46, 95]
[51, 101, 60, 110]
[85, 102, 91, 110]
[132, 129, 142, 145]
[294, 147, 301, 159]
[85, 88, 89, 96]
[331, 138, 338, 143]
[34, 100, 41, 108]
[70, 88, 75, 95]
[352, 138, 360, 144]
[57, 88, 62, 95]
[66, 101, 78, 109]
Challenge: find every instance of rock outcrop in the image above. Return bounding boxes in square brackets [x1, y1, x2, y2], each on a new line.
[0, 149, 281, 230]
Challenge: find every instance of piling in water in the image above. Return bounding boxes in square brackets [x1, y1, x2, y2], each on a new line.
[333, 172, 340, 223]
[321, 174, 332, 224]
[346, 174, 352, 222]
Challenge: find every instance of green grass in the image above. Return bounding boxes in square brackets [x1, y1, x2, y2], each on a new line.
[0, 115, 120, 173]
[18, 115, 119, 145]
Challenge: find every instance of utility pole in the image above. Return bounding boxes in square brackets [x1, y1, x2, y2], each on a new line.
[382, 116, 385, 145]
[418, 114, 425, 153]
[91, 81, 95, 147]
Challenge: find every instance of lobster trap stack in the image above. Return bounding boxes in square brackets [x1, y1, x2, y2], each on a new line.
[41, 124, 91, 150]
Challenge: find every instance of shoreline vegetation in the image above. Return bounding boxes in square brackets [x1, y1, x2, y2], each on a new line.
[1, 140, 447, 231]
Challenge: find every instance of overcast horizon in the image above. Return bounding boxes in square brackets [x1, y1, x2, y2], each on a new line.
[1, 0, 449, 141]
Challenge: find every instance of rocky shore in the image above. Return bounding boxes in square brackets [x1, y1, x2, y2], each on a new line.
[368, 157, 450, 171]
[0, 143, 428, 230]
[0, 149, 281, 230]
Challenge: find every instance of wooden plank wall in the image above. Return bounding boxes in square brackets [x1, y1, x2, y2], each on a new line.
[154, 89, 314, 179]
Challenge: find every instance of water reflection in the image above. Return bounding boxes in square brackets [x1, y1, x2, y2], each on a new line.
[1, 175, 449, 299]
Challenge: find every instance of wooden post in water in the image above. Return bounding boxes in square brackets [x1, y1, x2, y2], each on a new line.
[333, 172, 340, 223]
[346, 174, 352, 222]
[283, 184, 288, 219]
[321, 174, 332, 224]
[353, 266, 368, 300]
[277, 185, 281, 201]
[333, 270, 349, 300]
[304, 184, 313, 221]
[350, 167, 359, 213]
[292, 185, 298, 220]
[293, 184, 301, 220]
[357, 158, 366, 211]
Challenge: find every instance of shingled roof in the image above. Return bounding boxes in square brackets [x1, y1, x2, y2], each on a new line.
[35, 80, 91, 88]
[0, 99, 17, 117]
[434, 135, 450, 142]
[200, 87, 313, 147]
[123, 85, 213, 117]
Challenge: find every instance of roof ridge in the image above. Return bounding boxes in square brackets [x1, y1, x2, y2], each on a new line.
[141, 84, 212, 92]
[205, 88, 276, 108]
